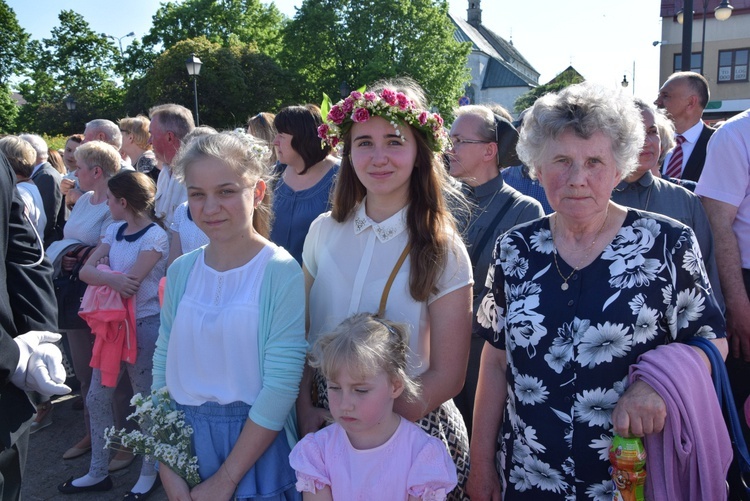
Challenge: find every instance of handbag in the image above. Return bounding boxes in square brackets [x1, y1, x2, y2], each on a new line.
[53, 245, 95, 330]
[686, 336, 750, 498]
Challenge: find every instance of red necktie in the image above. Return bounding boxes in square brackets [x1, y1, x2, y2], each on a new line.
[664, 135, 686, 179]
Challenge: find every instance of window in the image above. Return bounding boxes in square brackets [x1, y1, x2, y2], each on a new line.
[718, 49, 749, 83]
[673, 52, 702, 73]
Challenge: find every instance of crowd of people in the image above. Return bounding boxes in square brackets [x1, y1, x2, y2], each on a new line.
[1, 70, 749, 501]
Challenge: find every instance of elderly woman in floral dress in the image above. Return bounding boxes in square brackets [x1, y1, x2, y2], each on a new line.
[467, 83, 727, 500]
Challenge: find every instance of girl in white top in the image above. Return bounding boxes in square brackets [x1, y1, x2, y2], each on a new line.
[61, 171, 168, 498]
[153, 132, 306, 501]
[299, 79, 473, 500]
[290, 313, 458, 500]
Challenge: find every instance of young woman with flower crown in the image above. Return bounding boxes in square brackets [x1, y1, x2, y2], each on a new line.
[298, 78, 473, 500]
[151, 132, 307, 501]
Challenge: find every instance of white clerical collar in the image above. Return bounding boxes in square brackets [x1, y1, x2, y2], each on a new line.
[353, 198, 408, 243]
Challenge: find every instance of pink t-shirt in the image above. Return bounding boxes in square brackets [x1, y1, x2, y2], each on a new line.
[696, 108, 750, 267]
[289, 417, 457, 500]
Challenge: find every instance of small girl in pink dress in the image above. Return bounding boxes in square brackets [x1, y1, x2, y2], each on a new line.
[289, 313, 457, 500]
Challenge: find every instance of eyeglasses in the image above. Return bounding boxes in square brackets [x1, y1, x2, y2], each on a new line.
[448, 137, 491, 149]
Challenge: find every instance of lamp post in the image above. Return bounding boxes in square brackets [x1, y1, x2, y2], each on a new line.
[106, 32, 135, 57]
[185, 53, 203, 126]
[677, 0, 733, 74]
[64, 95, 76, 111]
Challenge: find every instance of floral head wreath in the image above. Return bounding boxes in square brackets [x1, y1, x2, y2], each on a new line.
[317, 87, 448, 153]
[232, 128, 271, 160]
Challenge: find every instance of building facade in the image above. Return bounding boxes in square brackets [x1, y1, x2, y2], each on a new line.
[449, 1, 539, 115]
[659, 0, 750, 121]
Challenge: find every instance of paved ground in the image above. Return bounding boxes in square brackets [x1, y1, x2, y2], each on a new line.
[22, 392, 168, 501]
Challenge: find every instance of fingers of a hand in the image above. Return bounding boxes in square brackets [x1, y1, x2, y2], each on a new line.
[611, 408, 632, 437]
[27, 345, 71, 395]
[36, 331, 62, 344]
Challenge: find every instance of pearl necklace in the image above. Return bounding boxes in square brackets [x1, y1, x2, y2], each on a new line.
[551, 207, 609, 291]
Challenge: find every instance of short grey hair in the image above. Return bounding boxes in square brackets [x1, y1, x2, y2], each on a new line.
[85, 119, 122, 149]
[18, 134, 48, 162]
[149, 104, 195, 142]
[517, 82, 644, 179]
[632, 98, 675, 166]
[453, 105, 496, 143]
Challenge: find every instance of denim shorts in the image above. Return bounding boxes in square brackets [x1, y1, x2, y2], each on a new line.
[177, 401, 299, 500]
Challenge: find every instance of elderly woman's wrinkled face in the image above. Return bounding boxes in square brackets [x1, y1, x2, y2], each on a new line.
[536, 129, 621, 220]
[635, 109, 661, 177]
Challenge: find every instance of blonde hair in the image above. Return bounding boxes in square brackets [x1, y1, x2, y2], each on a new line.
[173, 131, 273, 238]
[310, 313, 420, 402]
[119, 115, 152, 150]
[0, 136, 37, 178]
[73, 141, 121, 178]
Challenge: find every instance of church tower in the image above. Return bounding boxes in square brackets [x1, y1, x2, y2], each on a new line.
[467, 0, 482, 27]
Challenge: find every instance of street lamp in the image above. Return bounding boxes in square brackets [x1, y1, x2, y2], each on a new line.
[106, 32, 135, 57]
[64, 95, 76, 111]
[677, 0, 733, 74]
[621, 75, 629, 88]
[185, 53, 203, 126]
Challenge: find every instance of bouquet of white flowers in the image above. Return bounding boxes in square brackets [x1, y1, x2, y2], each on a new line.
[105, 387, 201, 487]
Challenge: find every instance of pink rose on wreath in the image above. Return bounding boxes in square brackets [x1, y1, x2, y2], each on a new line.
[381, 88, 397, 106]
[396, 92, 410, 110]
[352, 107, 370, 123]
[433, 113, 444, 126]
[328, 105, 346, 124]
[317, 123, 330, 139]
[363, 91, 377, 101]
[418, 111, 429, 126]
[330, 137, 339, 148]
[341, 97, 354, 113]
[350, 91, 363, 100]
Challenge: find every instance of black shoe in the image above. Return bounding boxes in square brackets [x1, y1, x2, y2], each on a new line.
[58, 475, 113, 494]
[123, 475, 161, 501]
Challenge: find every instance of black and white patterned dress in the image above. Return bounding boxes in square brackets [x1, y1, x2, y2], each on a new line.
[476, 209, 726, 500]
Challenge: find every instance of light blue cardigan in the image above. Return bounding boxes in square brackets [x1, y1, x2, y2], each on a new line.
[152, 245, 307, 447]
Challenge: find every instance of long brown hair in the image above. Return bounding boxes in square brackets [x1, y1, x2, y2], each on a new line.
[331, 80, 457, 302]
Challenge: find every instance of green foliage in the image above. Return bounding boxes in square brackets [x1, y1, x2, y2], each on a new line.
[513, 67, 585, 113]
[281, 0, 471, 116]
[143, 0, 286, 58]
[43, 134, 68, 151]
[15, 10, 123, 135]
[0, 83, 18, 133]
[0, 0, 29, 84]
[143, 37, 294, 129]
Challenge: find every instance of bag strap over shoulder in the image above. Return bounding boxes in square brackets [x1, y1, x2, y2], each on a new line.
[686, 336, 750, 494]
[376, 244, 411, 318]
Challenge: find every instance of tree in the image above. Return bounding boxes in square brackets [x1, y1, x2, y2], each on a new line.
[0, 0, 29, 85]
[143, 0, 286, 58]
[142, 37, 294, 129]
[281, 0, 471, 115]
[514, 66, 585, 113]
[0, 84, 19, 133]
[16, 10, 123, 134]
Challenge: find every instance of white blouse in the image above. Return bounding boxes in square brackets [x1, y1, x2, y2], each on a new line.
[166, 245, 273, 406]
[302, 201, 472, 376]
[170, 202, 209, 254]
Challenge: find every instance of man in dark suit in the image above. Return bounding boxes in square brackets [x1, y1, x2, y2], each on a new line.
[0, 154, 70, 500]
[18, 134, 64, 247]
[654, 71, 715, 182]
[655, 71, 715, 182]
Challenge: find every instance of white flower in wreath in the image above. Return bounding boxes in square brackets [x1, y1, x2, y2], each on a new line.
[574, 387, 619, 427]
[506, 282, 547, 352]
[529, 227, 555, 254]
[576, 322, 632, 368]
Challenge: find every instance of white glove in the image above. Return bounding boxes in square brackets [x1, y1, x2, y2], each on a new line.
[11, 331, 72, 396]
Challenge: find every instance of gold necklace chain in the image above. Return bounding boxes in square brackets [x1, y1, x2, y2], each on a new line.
[551, 207, 609, 291]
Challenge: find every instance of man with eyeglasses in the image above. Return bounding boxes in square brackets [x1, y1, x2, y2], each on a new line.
[447, 104, 544, 436]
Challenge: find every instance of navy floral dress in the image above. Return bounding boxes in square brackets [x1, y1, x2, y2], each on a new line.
[476, 209, 726, 500]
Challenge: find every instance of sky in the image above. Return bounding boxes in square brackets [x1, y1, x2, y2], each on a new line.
[8, 0, 665, 100]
